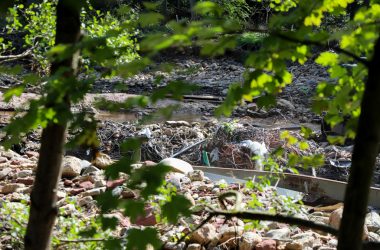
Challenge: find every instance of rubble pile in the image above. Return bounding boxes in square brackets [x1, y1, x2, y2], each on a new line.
[1, 146, 380, 249]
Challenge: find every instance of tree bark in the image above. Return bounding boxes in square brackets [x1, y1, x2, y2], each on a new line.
[24, 0, 82, 249]
[337, 37, 380, 250]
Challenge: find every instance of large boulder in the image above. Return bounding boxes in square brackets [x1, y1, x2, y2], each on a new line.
[159, 158, 193, 174]
[61, 156, 82, 178]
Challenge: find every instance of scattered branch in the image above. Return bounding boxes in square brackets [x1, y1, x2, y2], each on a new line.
[0, 46, 35, 63]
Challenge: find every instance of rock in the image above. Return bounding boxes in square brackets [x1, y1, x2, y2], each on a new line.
[9, 192, 29, 202]
[1, 149, 20, 159]
[285, 242, 303, 250]
[327, 239, 338, 247]
[106, 179, 125, 189]
[184, 192, 195, 206]
[186, 243, 202, 250]
[1, 183, 25, 194]
[70, 188, 85, 195]
[165, 121, 190, 127]
[121, 189, 136, 199]
[80, 160, 92, 169]
[309, 215, 329, 225]
[16, 177, 34, 185]
[60, 203, 77, 216]
[135, 206, 157, 226]
[62, 156, 82, 178]
[17, 169, 33, 178]
[81, 187, 106, 197]
[255, 239, 277, 250]
[94, 179, 106, 188]
[265, 227, 291, 240]
[277, 98, 295, 111]
[365, 211, 380, 232]
[81, 165, 100, 175]
[0, 168, 12, 180]
[0, 156, 8, 163]
[164, 242, 186, 250]
[247, 102, 258, 111]
[187, 170, 204, 182]
[329, 206, 343, 229]
[288, 232, 315, 249]
[112, 186, 123, 197]
[25, 151, 39, 158]
[329, 206, 368, 239]
[239, 232, 262, 250]
[218, 226, 244, 243]
[57, 190, 67, 200]
[159, 158, 193, 174]
[78, 181, 95, 189]
[190, 223, 218, 244]
[92, 152, 114, 169]
[78, 196, 93, 207]
[368, 231, 380, 242]
[167, 173, 182, 189]
[64, 179, 73, 187]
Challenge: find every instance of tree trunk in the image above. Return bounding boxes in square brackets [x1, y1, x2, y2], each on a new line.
[189, 0, 196, 20]
[24, 0, 82, 249]
[337, 38, 380, 250]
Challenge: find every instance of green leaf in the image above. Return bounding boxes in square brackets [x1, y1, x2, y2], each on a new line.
[162, 194, 192, 224]
[3, 86, 24, 102]
[129, 164, 171, 198]
[315, 52, 339, 66]
[123, 200, 145, 222]
[126, 228, 161, 250]
[139, 13, 164, 27]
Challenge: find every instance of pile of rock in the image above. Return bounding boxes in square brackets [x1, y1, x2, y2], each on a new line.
[1, 147, 380, 249]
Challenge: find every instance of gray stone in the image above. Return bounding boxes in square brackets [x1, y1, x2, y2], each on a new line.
[60, 203, 77, 216]
[190, 223, 217, 244]
[0, 168, 12, 180]
[186, 243, 202, 250]
[78, 196, 93, 207]
[218, 226, 244, 243]
[239, 232, 262, 250]
[187, 170, 204, 182]
[81, 165, 100, 175]
[277, 98, 295, 111]
[159, 158, 193, 174]
[165, 121, 190, 127]
[1, 183, 25, 194]
[81, 187, 106, 197]
[265, 227, 291, 240]
[62, 156, 82, 178]
[17, 169, 33, 178]
[366, 211, 380, 232]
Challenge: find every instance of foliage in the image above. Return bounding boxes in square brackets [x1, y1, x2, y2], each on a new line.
[1, 0, 139, 73]
[1, 0, 380, 249]
[0, 199, 112, 249]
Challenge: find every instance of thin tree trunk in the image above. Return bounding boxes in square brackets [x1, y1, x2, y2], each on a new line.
[24, 0, 82, 249]
[337, 37, 380, 250]
[189, 0, 196, 20]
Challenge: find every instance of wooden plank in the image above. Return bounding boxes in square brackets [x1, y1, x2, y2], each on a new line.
[194, 166, 380, 208]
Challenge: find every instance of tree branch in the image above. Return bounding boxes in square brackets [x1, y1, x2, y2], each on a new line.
[275, 32, 370, 67]
[208, 209, 338, 235]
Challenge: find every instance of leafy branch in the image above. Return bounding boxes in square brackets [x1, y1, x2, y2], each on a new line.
[275, 32, 370, 67]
